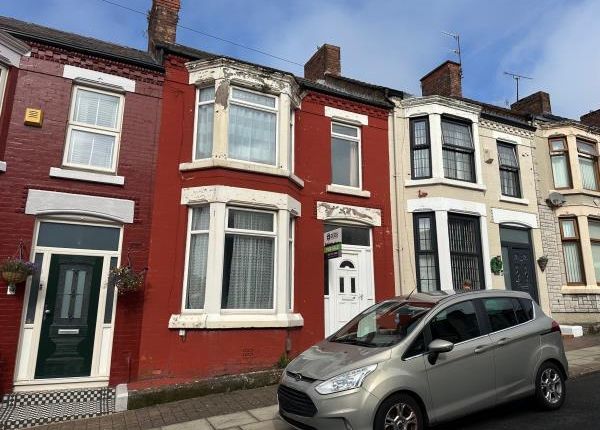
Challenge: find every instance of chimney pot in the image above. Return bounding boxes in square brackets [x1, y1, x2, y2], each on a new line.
[304, 44, 341, 81]
[148, 0, 181, 53]
[581, 109, 600, 128]
[420, 60, 462, 97]
[510, 91, 552, 116]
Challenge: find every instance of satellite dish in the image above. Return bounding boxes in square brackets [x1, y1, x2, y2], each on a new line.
[547, 192, 566, 208]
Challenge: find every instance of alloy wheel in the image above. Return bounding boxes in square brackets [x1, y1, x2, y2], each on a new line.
[384, 402, 418, 430]
[540, 367, 563, 405]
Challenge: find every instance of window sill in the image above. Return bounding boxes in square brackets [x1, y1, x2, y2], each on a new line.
[499, 195, 530, 205]
[179, 159, 304, 187]
[326, 184, 371, 198]
[404, 177, 486, 191]
[560, 286, 600, 295]
[168, 312, 304, 329]
[50, 167, 125, 186]
[0, 161, 6, 172]
[553, 188, 600, 198]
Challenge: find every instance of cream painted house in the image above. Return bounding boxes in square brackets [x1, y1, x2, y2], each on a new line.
[388, 72, 551, 314]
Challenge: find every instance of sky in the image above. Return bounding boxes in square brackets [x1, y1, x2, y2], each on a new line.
[1, 0, 599, 119]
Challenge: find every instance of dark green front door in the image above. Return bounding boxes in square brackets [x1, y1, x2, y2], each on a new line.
[35, 254, 103, 379]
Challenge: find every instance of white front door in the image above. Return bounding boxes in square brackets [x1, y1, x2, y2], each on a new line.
[325, 247, 374, 336]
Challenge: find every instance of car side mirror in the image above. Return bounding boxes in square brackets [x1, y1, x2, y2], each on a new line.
[427, 339, 454, 365]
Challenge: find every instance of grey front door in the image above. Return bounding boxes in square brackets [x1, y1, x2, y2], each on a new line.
[500, 226, 539, 302]
[35, 254, 103, 379]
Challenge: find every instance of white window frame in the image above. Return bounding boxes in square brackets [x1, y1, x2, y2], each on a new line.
[221, 206, 278, 313]
[227, 86, 279, 167]
[288, 108, 295, 174]
[181, 206, 211, 312]
[288, 217, 295, 310]
[192, 86, 216, 161]
[330, 121, 363, 190]
[63, 86, 125, 174]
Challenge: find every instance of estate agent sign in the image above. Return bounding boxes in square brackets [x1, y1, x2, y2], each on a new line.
[324, 228, 342, 259]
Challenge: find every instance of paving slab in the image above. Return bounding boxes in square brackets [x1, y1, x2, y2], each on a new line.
[240, 419, 292, 430]
[247, 406, 279, 422]
[207, 411, 258, 429]
[161, 418, 213, 430]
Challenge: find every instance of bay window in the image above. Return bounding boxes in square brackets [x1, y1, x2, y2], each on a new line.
[413, 212, 439, 291]
[177, 186, 301, 328]
[577, 138, 599, 191]
[560, 218, 584, 285]
[410, 117, 431, 179]
[194, 87, 215, 159]
[331, 122, 361, 188]
[64, 86, 123, 172]
[549, 137, 571, 189]
[0, 64, 7, 118]
[589, 219, 600, 285]
[497, 142, 521, 197]
[228, 87, 278, 165]
[448, 213, 484, 290]
[441, 118, 475, 182]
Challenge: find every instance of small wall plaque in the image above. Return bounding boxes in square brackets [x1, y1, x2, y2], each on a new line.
[24, 108, 43, 127]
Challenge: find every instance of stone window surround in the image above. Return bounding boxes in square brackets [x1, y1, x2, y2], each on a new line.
[169, 185, 303, 329]
[401, 99, 485, 191]
[407, 197, 493, 291]
[180, 58, 302, 186]
[555, 205, 600, 295]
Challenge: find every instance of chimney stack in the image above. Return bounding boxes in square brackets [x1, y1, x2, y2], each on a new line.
[420, 60, 462, 98]
[581, 109, 600, 128]
[304, 44, 341, 81]
[510, 91, 552, 116]
[148, 0, 181, 53]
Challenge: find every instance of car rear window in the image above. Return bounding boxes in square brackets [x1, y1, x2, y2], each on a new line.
[519, 298, 534, 321]
[484, 297, 519, 332]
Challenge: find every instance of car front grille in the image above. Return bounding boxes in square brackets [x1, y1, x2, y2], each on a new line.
[277, 384, 318, 417]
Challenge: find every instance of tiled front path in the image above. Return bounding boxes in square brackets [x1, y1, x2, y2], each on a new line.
[32, 336, 600, 430]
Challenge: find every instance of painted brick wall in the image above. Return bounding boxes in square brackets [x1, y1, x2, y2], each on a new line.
[134, 55, 395, 389]
[0, 47, 162, 394]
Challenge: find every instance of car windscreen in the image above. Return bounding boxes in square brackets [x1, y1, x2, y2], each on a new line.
[329, 300, 434, 348]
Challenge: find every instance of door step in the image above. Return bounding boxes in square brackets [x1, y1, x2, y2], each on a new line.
[0, 387, 115, 430]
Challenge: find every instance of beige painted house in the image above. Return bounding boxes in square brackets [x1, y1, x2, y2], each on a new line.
[389, 62, 551, 315]
[511, 91, 600, 324]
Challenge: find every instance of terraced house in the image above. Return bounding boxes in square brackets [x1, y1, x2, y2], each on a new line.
[0, 14, 163, 426]
[389, 61, 551, 315]
[510, 91, 600, 327]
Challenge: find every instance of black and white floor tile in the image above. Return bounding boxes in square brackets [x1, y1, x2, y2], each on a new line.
[0, 387, 115, 429]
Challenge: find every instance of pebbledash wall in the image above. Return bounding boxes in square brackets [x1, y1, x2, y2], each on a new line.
[134, 48, 395, 389]
[0, 24, 163, 394]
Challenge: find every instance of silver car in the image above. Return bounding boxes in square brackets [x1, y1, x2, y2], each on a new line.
[278, 290, 568, 430]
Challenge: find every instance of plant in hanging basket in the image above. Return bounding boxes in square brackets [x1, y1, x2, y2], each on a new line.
[109, 266, 145, 295]
[1, 257, 36, 286]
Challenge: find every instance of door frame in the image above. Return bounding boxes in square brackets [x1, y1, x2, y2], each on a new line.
[500, 225, 539, 302]
[324, 240, 375, 337]
[14, 218, 122, 391]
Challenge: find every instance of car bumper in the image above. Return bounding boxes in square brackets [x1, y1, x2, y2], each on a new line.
[278, 380, 379, 430]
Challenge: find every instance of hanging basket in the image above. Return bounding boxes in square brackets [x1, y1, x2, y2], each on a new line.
[109, 266, 145, 296]
[1, 257, 36, 295]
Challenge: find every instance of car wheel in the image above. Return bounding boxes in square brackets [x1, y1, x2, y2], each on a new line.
[374, 393, 423, 430]
[535, 361, 566, 410]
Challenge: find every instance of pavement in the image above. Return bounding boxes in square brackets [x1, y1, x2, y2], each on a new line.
[34, 335, 600, 430]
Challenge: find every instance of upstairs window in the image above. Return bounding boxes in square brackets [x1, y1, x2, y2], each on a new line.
[64, 87, 123, 172]
[194, 87, 215, 160]
[410, 117, 431, 179]
[441, 118, 475, 183]
[560, 218, 584, 285]
[549, 137, 571, 189]
[577, 138, 599, 191]
[497, 142, 521, 197]
[228, 87, 278, 165]
[331, 122, 361, 188]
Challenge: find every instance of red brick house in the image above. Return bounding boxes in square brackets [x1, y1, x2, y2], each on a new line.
[0, 16, 162, 400]
[134, 0, 396, 389]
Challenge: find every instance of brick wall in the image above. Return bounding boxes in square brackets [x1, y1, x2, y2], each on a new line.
[0, 48, 162, 394]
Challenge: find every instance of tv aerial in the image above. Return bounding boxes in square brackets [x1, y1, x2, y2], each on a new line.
[442, 31, 462, 77]
[504, 71, 532, 102]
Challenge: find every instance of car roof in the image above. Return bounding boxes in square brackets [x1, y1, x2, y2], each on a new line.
[391, 289, 533, 307]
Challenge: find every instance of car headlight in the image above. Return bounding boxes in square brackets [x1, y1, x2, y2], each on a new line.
[315, 364, 377, 395]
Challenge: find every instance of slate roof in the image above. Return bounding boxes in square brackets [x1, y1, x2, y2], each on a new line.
[0, 15, 161, 69]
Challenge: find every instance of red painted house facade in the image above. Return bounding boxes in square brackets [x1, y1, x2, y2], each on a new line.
[134, 1, 395, 389]
[0, 17, 163, 395]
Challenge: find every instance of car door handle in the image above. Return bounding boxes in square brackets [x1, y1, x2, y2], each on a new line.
[497, 337, 510, 347]
[474, 345, 492, 354]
